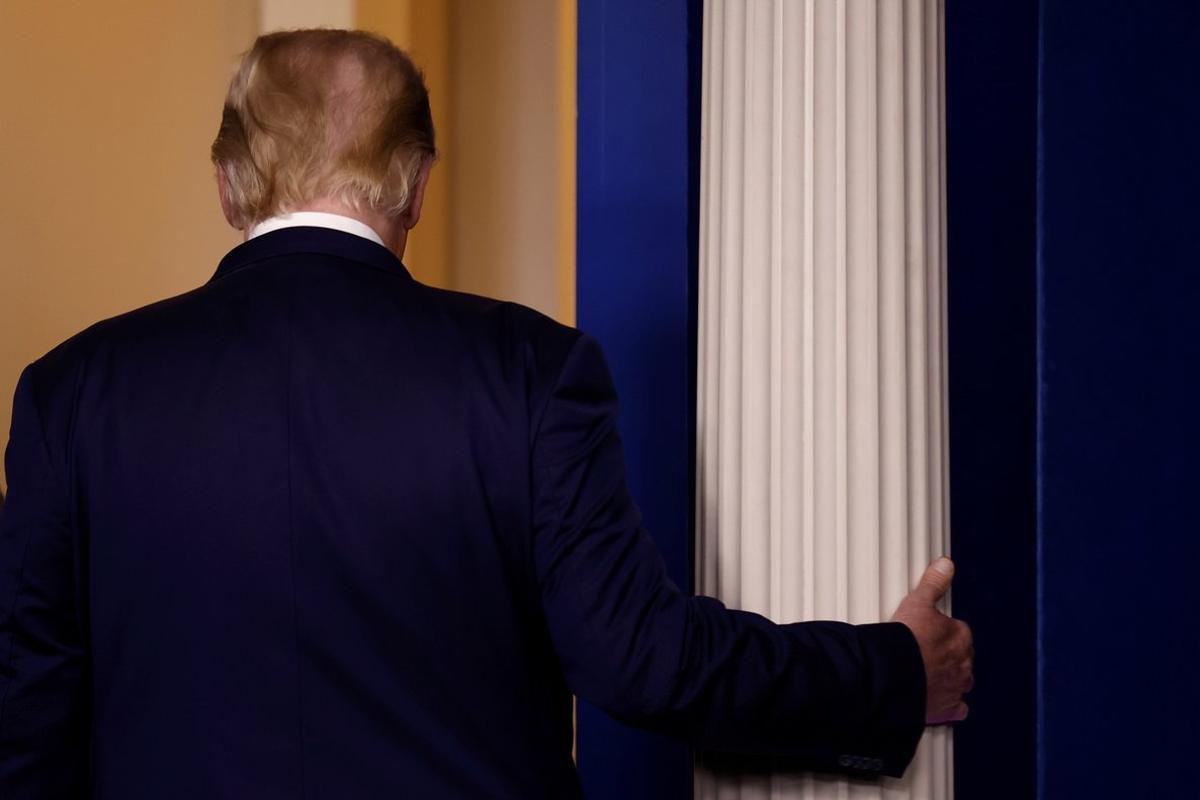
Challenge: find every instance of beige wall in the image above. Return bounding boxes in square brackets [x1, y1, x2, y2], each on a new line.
[359, 0, 576, 321]
[0, 1, 574, 490]
[358, 0, 455, 290]
[446, 0, 574, 321]
[0, 1, 257, 491]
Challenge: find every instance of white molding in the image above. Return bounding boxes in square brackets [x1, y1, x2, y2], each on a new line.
[695, 1, 950, 797]
[259, 0, 355, 33]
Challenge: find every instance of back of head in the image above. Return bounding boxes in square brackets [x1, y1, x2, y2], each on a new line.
[211, 29, 436, 230]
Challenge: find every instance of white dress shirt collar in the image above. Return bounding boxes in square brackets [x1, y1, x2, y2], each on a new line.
[247, 211, 386, 248]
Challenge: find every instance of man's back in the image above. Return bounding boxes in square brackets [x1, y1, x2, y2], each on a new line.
[11, 228, 583, 797]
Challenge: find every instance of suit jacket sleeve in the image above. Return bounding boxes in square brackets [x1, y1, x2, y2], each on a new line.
[531, 333, 926, 778]
[0, 365, 90, 797]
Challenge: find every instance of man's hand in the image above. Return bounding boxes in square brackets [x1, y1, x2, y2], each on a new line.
[891, 557, 974, 725]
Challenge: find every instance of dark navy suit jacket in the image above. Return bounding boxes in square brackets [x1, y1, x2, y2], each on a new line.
[0, 228, 925, 798]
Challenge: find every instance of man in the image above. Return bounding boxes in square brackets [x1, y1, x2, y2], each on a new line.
[0, 29, 971, 798]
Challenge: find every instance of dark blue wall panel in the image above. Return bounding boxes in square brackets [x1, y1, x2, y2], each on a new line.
[945, 2, 1040, 798]
[949, 1, 1200, 797]
[1038, 2, 1200, 796]
[576, 1, 701, 797]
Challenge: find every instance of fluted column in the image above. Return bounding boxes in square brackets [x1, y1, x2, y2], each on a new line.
[695, 1, 950, 798]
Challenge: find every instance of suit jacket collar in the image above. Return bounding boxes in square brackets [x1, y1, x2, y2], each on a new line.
[210, 226, 413, 284]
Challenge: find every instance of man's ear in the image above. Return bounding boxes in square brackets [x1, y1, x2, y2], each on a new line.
[402, 158, 434, 231]
[215, 165, 240, 230]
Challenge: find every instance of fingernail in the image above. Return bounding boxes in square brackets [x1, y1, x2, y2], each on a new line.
[932, 557, 953, 576]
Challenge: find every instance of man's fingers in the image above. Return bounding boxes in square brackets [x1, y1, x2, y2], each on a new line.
[911, 557, 955, 605]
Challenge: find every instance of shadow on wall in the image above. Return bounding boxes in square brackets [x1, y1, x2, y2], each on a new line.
[359, 0, 575, 325]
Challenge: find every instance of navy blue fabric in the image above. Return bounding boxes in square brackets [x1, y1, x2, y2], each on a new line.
[947, 3, 1200, 796]
[0, 228, 925, 798]
[575, 0, 702, 794]
[1037, 2, 1200, 795]
[944, 1, 1039, 796]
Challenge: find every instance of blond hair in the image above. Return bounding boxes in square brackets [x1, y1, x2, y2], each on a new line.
[211, 29, 436, 229]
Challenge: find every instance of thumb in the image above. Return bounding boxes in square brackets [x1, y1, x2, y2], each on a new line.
[910, 557, 955, 605]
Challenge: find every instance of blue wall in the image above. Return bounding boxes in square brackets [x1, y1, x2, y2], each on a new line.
[945, 2, 1039, 797]
[576, 1, 702, 797]
[949, 1, 1200, 797]
[1038, 1, 1200, 795]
